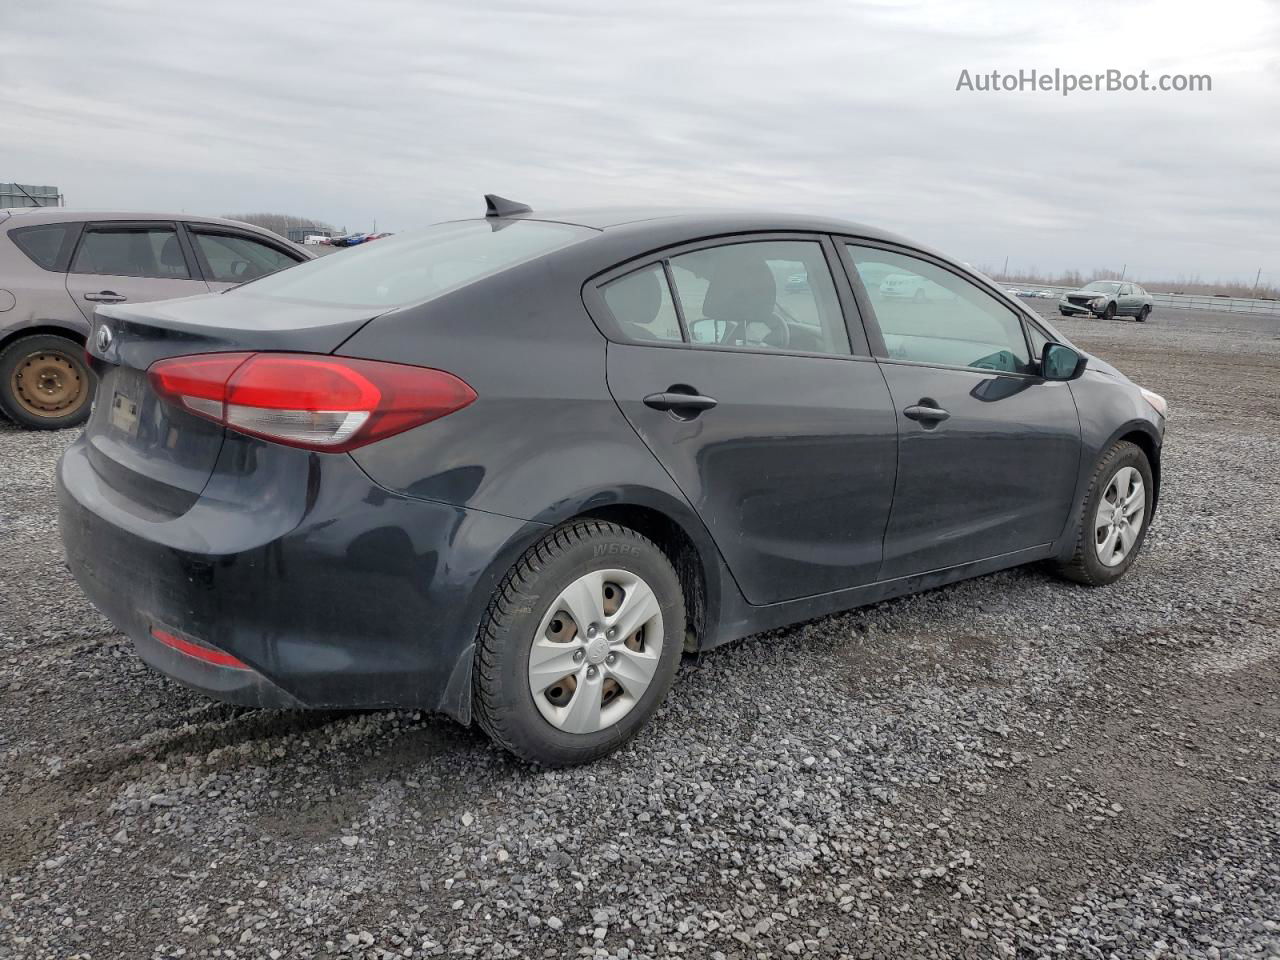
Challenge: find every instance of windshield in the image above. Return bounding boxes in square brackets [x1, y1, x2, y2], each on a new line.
[234, 219, 591, 308]
[1083, 281, 1122, 293]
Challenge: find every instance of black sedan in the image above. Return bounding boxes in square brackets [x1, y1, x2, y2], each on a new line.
[57, 196, 1168, 766]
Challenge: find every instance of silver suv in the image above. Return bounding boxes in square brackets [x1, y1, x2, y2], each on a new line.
[0, 209, 312, 429]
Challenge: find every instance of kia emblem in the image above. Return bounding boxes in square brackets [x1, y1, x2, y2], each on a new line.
[96, 324, 113, 353]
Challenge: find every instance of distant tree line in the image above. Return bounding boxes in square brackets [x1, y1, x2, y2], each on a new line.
[983, 265, 1278, 300]
[222, 212, 342, 239]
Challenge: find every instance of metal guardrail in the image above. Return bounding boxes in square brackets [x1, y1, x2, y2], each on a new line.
[1004, 283, 1280, 317]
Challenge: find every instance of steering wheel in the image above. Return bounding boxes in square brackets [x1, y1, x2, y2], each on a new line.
[691, 314, 790, 350]
[746, 313, 790, 349]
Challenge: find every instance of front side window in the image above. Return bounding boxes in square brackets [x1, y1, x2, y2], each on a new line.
[235, 219, 590, 308]
[192, 231, 299, 283]
[601, 265, 683, 342]
[9, 222, 77, 271]
[847, 245, 1031, 374]
[667, 240, 850, 356]
[72, 226, 190, 279]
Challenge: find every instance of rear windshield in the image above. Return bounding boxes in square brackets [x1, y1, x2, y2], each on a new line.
[233, 219, 591, 308]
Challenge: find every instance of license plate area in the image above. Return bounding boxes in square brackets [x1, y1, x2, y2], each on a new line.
[110, 390, 140, 437]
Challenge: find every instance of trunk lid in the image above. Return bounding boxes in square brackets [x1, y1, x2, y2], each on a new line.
[85, 293, 381, 517]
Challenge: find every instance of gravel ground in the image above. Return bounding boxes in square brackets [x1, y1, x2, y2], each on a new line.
[2, 305, 1278, 959]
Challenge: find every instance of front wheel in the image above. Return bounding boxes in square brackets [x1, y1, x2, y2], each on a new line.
[1100, 302, 1117, 321]
[0, 333, 94, 430]
[1055, 441, 1154, 585]
[473, 520, 685, 766]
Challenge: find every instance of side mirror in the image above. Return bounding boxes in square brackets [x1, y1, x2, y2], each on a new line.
[1041, 342, 1086, 381]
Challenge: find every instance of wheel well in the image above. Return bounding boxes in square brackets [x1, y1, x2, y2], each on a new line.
[579, 504, 706, 652]
[1119, 429, 1161, 510]
[0, 324, 85, 353]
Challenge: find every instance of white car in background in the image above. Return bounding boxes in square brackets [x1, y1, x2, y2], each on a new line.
[880, 273, 930, 299]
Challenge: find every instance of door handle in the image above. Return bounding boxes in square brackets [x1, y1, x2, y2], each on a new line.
[643, 391, 718, 414]
[903, 400, 950, 423]
[84, 291, 127, 303]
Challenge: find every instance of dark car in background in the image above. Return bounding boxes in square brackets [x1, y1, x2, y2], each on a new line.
[0, 209, 312, 429]
[1059, 280, 1153, 321]
[57, 196, 1167, 766]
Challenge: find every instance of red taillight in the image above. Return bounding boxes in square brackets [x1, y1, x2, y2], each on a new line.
[147, 353, 477, 452]
[150, 627, 250, 670]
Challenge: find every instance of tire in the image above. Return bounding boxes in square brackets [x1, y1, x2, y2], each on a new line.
[473, 520, 686, 766]
[0, 334, 94, 430]
[1100, 302, 1117, 321]
[1055, 441, 1154, 586]
[1059, 308, 1070, 316]
[1136, 306, 1150, 323]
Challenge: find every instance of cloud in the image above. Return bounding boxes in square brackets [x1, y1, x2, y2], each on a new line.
[3, 0, 1277, 281]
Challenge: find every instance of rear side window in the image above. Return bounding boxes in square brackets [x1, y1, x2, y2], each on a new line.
[669, 241, 849, 356]
[9, 223, 79, 271]
[599, 240, 852, 357]
[235, 219, 591, 308]
[601, 266, 683, 342]
[847, 245, 1031, 374]
[72, 226, 190, 279]
[191, 230, 299, 282]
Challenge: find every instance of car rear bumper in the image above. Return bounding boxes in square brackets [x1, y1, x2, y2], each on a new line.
[56, 433, 539, 719]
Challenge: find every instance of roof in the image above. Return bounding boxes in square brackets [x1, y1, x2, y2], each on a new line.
[474, 206, 947, 276]
[496, 205, 906, 240]
[0, 208, 268, 231]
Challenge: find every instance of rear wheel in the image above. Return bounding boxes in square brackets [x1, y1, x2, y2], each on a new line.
[0, 334, 94, 430]
[1136, 305, 1150, 322]
[1055, 441, 1154, 586]
[473, 520, 685, 766]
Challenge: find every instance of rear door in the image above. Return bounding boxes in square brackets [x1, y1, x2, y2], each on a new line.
[841, 242, 1081, 579]
[592, 235, 898, 605]
[65, 221, 209, 320]
[1116, 283, 1136, 315]
[184, 224, 307, 291]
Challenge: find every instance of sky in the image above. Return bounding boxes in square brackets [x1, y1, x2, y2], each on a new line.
[3, 0, 1278, 283]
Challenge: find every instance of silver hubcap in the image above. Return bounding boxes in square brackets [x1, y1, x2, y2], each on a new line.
[528, 569, 664, 734]
[1094, 466, 1146, 567]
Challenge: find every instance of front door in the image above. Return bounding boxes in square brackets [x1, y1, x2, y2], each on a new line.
[185, 225, 305, 292]
[1117, 283, 1141, 316]
[65, 221, 209, 321]
[597, 238, 898, 605]
[843, 243, 1081, 579]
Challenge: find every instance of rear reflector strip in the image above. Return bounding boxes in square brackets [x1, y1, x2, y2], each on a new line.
[150, 627, 250, 670]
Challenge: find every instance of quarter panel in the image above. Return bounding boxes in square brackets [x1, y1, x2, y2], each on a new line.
[0, 244, 86, 340]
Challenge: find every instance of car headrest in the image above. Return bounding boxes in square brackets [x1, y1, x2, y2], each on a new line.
[158, 235, 186, 269]
[701, 257, 776, 323]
